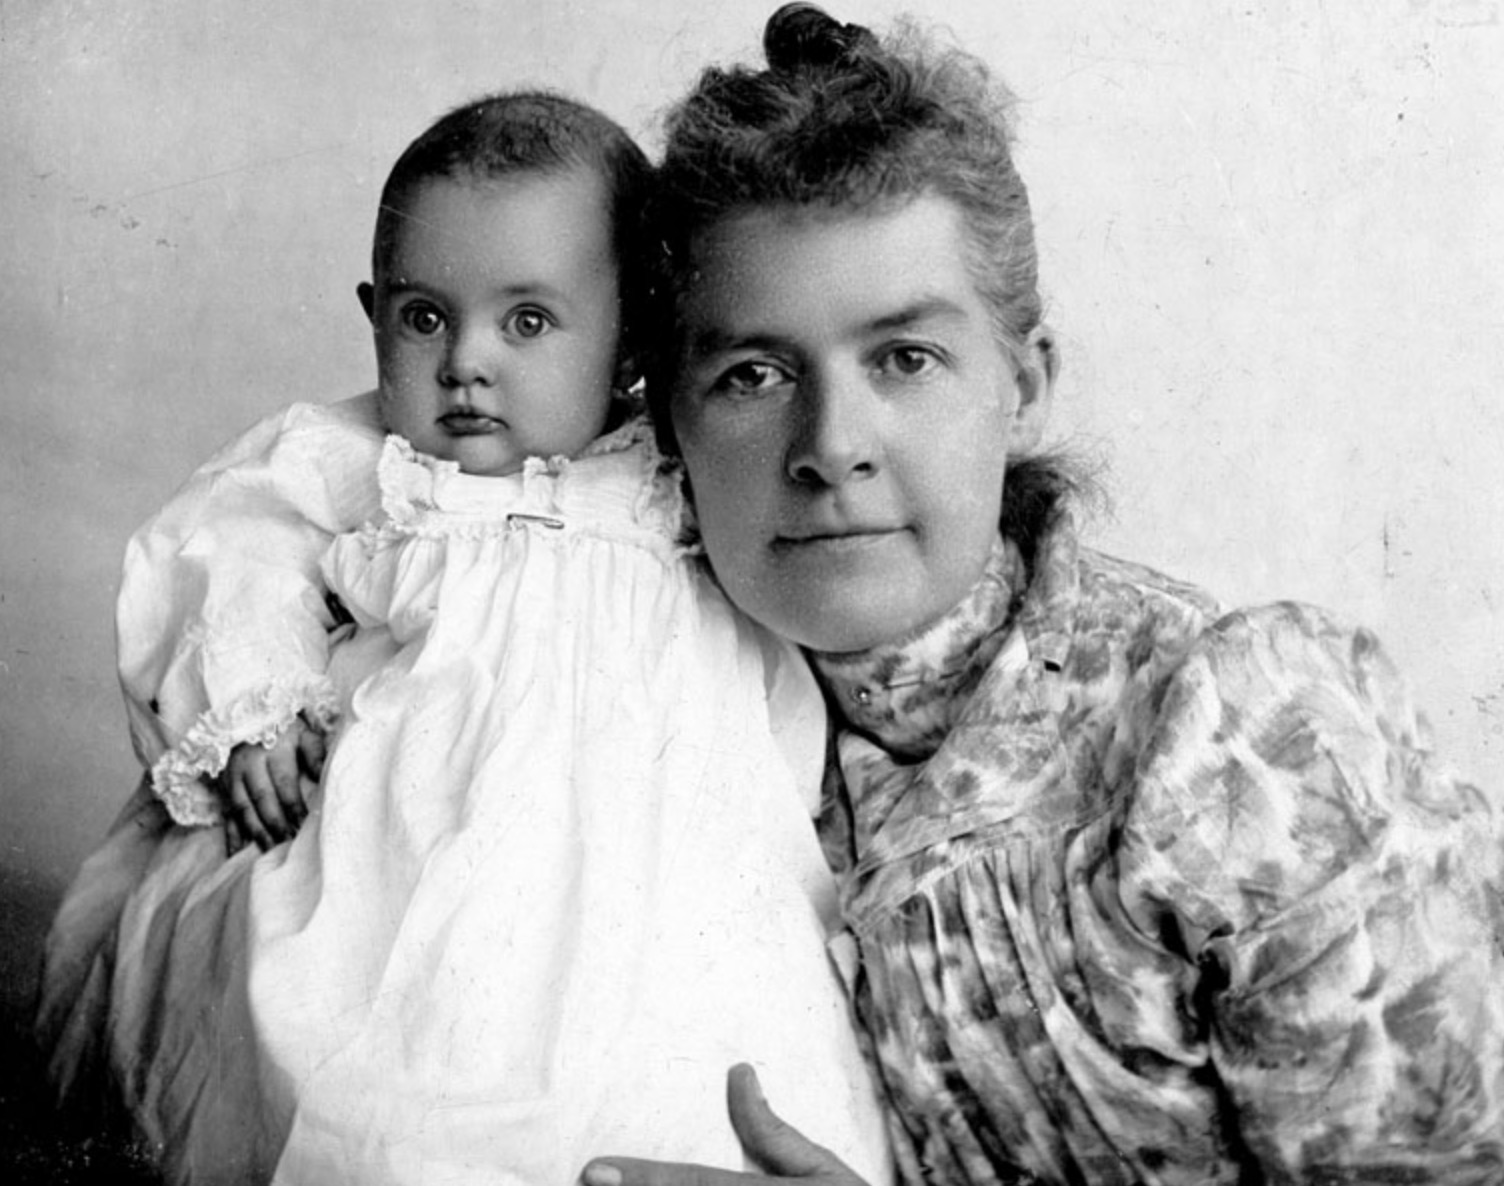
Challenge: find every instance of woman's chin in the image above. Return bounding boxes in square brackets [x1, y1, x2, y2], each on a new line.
[763, 598, 930, 657]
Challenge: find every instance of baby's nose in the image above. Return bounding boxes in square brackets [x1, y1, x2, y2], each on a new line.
[441, 323, 501, 387]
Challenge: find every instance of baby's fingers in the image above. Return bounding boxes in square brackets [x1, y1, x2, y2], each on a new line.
[224, 815, 248, 857]
[229, 763, 288, 850]
[296, 723, 327, 782]
[266, 741, 308, 830]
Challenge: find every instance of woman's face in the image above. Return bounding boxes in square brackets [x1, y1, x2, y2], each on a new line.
[671, 196, 1052, 653]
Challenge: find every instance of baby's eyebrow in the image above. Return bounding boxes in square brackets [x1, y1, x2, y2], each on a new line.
[382, 276, 434, 297]
[491, 281, 567, 303]
[381, 278, 569, 307]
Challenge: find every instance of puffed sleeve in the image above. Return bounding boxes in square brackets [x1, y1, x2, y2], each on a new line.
[118, 393, 385, 826]
[1117, 601, 1504, 1174]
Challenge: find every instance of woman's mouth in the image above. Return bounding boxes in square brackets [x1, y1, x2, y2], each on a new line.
[774, 526, 902, 553]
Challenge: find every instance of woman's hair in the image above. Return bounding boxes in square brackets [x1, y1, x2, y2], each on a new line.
[655, 4, 1080, 555]
[656, 5, 1039, 352]
[372, 90, 655, 365]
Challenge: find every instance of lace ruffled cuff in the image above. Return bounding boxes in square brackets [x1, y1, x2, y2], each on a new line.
[150, 676, 341, 826]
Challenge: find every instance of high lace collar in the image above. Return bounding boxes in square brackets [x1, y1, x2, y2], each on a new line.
[808, 535, 1028, 760]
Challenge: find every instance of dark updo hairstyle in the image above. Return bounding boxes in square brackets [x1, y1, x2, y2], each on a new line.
[654, 4, 1077, 555]
[372, 90, 655, 371]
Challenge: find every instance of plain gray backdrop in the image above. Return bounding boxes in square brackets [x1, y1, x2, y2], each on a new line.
[2, 0, 1502, 1025]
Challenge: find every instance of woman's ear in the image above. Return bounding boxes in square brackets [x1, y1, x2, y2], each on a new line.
[1009, 325, 1058, 453]
[613, 352, 641, 396]
[357, 282, 376, 323]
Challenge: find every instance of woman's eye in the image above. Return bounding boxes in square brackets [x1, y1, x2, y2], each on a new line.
[710, 360, 790, 397]
[506, 309, 553, 339]
[400, 304, 446, 337]
[878, 346, 939, 378]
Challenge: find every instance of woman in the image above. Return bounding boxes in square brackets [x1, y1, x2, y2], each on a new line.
[585, 4, 1504, 1182]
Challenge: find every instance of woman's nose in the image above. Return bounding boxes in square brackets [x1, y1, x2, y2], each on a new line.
[784, 370, 878, 487]
[440, 322, 500, 388]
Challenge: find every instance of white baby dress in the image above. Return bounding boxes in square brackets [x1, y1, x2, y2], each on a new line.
[39, 395, 892, 1186]
[256, 426, 890, 1183]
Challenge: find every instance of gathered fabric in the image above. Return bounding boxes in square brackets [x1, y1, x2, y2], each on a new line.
[120, 395, 388, 826]
[813, 522, 1504, 1185]
[37, 395, 892, 1186]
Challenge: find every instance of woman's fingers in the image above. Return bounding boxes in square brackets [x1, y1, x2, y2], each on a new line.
[580, 1159, 759, 1186]
[579, 1065, 868, 1186]
[726, 1065, 865, 1183]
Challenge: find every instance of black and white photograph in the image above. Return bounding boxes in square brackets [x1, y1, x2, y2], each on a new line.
[3, 1, 1502, 1181]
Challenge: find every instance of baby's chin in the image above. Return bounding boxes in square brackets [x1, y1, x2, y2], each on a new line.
[414, 434, 527, 478]
[453, 454, 527, 478]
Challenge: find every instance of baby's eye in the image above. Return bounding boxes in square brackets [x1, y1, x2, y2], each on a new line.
[506, 308, 553, 339]
[400, 303, 446, 337]
[710, 360, 791, 397]
[877, 345, 940, 379]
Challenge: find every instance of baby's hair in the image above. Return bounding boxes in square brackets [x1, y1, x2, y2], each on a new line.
[373, 90, 655, 365]
[655, 4, 1080, 556]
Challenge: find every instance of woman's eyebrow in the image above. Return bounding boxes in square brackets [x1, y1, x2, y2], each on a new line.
[865, 297, 970, 333]
[687, 299, 969, 353]
[683, 325, 787, 356]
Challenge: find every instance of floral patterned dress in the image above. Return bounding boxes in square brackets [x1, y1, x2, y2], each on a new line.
[812, 521, 1504, 1184]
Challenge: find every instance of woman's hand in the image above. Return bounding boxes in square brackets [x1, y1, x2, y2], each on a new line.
[580, 1064, 870, 1186]
[222, 715, 326, 853]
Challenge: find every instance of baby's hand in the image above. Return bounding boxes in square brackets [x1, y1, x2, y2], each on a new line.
[222, 716, 327, 854]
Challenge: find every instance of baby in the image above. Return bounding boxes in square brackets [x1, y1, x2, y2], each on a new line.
[61, 92, 892, 1186]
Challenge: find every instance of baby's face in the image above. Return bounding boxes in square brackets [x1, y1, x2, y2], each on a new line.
[362, 170, 620, 476]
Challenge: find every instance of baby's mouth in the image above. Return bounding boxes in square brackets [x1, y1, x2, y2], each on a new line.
[439, 411, 504, 435]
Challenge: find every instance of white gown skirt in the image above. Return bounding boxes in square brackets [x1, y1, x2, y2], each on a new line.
[242, 441, 892, 1185]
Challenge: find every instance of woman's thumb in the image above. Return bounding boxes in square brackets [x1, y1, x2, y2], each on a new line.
[725, 1064, 846, 1178]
